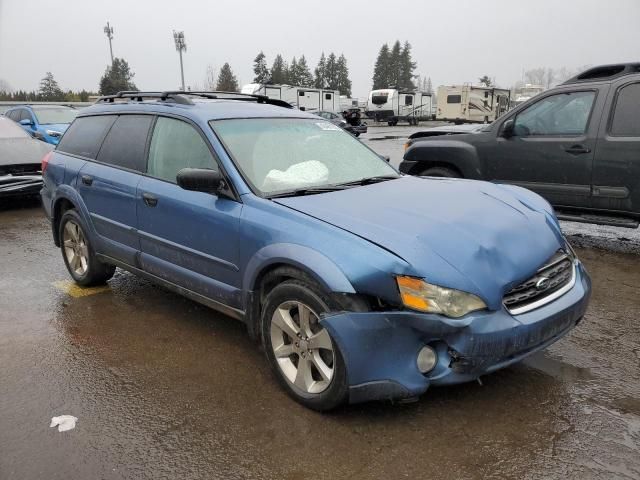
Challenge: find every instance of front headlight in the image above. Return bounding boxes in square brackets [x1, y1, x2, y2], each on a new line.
[46, 130, 62, 137]
[396, 276, 487, 318]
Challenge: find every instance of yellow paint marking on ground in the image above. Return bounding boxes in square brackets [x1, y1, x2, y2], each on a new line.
[51, 280, 112, 298]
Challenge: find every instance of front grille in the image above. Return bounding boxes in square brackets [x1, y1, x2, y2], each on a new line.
[504, 250, 575, 314]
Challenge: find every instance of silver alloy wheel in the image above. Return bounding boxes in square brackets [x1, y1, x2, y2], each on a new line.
[270, 301, 335, 394]
[62, 220, 89, 277]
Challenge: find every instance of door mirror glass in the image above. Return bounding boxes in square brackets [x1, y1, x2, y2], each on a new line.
[177, 168, 223, 194]
[19, 118, 33, 126]
[501, 119, 515, 138]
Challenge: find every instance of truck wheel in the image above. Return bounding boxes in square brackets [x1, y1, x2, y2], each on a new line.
[419, 166, 461, 178]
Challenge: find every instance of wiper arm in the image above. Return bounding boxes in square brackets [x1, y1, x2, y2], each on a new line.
[339, 175, 401, 186]
[267, 185, 348, 198]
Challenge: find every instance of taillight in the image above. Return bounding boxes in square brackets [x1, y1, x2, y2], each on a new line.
[41, 151, 53, 174]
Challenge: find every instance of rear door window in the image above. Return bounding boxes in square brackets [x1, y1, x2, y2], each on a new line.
[147, 117, 217, 183]
[57, 115, 117, 159]
[610, 83, 640, 137]
[96, 115, 153, 171]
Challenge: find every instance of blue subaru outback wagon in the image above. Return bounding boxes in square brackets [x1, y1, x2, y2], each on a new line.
[41, 91, 591, 411]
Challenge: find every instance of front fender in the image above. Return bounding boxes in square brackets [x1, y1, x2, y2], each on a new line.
[404, 139, 482, 179]
[242, 243, 356, 301]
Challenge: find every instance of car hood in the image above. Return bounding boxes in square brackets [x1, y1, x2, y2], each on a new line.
[0, 137, 53, 166]
[274, 176, 565, 309]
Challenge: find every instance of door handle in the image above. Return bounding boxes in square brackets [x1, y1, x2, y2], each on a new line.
[142, 192, 158, 207]
[81, 175, 93, 186]
[564, 145, 591, 155]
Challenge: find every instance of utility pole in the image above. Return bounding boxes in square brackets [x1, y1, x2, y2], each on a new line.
[173, 31, 187, 91]
[103, 22, 114, 64]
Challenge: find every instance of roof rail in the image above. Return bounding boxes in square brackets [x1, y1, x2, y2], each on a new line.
[95, 90, 293, 109]
[562, 63, 640, 85]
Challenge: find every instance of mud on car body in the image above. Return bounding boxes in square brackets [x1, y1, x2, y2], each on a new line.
[41, 91, 591, 411]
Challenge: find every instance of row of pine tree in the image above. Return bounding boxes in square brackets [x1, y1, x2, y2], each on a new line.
[0, 40, 425, 100]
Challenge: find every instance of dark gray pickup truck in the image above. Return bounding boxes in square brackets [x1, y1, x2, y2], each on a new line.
[400, 63, 640, 228]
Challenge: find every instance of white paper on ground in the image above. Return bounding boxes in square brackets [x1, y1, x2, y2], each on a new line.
[262, 160, 329, 192]
[50, 415, 78, 432]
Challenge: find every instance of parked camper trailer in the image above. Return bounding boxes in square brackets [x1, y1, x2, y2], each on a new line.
[241, 84, 341, 113]
[366, 89, 433, 126]
[436, 85, 511, 124]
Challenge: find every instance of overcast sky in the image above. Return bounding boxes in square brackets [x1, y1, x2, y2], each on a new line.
[0, 0, 638, 98]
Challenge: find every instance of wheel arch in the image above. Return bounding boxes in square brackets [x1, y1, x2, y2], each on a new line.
[403, 140, 483, 179]
[51, 186, 94, 247]
[242, 244, 357, 340]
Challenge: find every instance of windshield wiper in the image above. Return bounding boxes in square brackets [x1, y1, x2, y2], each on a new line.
[267, 185, 348, 198]
[338, 175, 401, 187]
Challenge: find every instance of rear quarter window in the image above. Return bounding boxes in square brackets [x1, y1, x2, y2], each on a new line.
[610, 83, 640, 137]
[96, 115, 153, 171]
[57, 115, 117, 159]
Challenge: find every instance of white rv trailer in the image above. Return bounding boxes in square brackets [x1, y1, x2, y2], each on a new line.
[436, 85, 511, 124]
[241, 84, 341, 113]
[365, 89, 433, 125]
[512, 84, 544, 107]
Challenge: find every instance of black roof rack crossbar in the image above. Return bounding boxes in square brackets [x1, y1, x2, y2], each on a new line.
[95, 90, 293, 109]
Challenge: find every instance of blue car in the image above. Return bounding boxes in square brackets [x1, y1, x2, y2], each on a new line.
[4, 105, 78, 145]
[41, 91, 591, 411]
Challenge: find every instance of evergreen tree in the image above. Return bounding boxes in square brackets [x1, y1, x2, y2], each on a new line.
[288, 57, 300, 86]
[270, 54, 287, 84]
[314, 53, 327, 89]
[324, 53, 338, 90]
[399, 41, 417, 90]
[99, 58, 137, 95]
[252, 51, 269, 83]
[297, 55, 314, 87]
[39, 72, 64, 101]
[372, 44, 390, 89]
[388, 41, 402, 88]
[426, 77, 433, 94]
[335, 54, 352, 96]
[216, 63, 239, 91]
[478, 75, 493, 87]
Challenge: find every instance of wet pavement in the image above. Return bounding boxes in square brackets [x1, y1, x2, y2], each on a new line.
[1, 142, 640, 478]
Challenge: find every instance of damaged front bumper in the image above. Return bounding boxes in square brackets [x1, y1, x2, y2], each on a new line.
[0, 174, 43, 197]
[320, 262, 591, 404]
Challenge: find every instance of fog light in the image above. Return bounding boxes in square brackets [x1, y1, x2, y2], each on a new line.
[417, 346, 438, 373]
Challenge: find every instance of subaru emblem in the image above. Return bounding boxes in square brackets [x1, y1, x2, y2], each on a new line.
[535, 277, 550, 291]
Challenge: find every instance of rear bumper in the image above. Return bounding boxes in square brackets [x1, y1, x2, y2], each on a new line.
[320, 262, 591, 404]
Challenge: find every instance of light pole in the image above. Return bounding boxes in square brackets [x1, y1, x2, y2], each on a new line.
[103, 22, 114, 64]
[173, 31, 187, 91]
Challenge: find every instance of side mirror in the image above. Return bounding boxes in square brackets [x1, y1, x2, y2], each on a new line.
[501, 119, 515, 138]
[380, 154, 391, 162]
[19, 118, 34, 126]
[176, 168, 230, 198]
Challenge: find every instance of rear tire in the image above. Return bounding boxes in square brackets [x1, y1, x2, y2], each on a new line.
[59, 209, 115, 287]
[261, 279, 349, 411]
[419, 166, 461, 178]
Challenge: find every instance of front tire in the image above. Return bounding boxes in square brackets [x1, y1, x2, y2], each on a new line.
[261, 279, 348, 411]
[59, 209, 115, 286]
